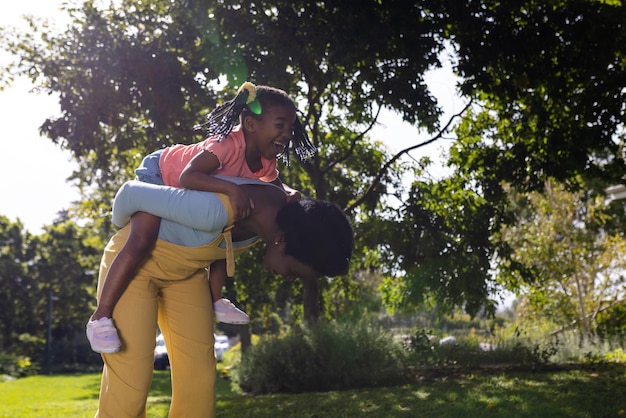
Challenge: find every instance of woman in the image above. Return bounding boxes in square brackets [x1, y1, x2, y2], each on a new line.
[94, 176, 353, 418]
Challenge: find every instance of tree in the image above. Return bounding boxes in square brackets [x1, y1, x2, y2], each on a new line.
[496, 180, 626, 344]
[380, 170, 497, 317]
[1, 0, 447, 322]
[0, 217, 33, 351]
[445, 0, 626, 192]
[0, 216, 102, 366]
[28, 221, 102, 356]
[6, 0, 626, 323]
[385, 0, 626, 317]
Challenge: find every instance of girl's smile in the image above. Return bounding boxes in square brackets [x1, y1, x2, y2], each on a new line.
[272, 141, 287, 158]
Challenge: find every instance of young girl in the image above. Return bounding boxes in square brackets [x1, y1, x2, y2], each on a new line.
[86, 82, 316, 353]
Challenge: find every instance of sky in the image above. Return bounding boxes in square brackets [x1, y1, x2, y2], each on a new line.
[0, 2, 78, 234]
[0, 1, 460, 234]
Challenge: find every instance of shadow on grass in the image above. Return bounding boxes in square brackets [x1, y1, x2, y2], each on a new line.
[63, 363, 626, 417]
[214, 363, 626, 418]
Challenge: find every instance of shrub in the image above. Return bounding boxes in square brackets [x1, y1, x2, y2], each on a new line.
[603, 348, 626, 363]
[596, 303, 626, 341]
[0, 353, 38, 377]
[236, 319, 408, 394]
[406, 325, 560, 368]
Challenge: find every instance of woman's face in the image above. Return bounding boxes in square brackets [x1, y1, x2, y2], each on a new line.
[262, 241, 318, 280]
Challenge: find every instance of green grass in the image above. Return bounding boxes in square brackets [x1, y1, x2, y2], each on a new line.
[1, 364, 625, 417]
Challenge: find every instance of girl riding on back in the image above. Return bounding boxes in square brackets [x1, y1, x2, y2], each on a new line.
[86, 82, 316, 353]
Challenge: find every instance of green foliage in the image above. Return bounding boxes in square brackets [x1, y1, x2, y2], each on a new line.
[382, 175, 497, 317]
[3, 367, 626, 418]
[322, 270, 386, 322]
[441, 1, 626, 318]
[236, 319, 407, 394]
[214, 0, 445, 130]
[596, 301, 626, 341]
[497, 180, 626, 343]
[447, 0, 626, 189]
[4, 0, 626, 328]
[7, 1, 220, 161]
[250, 311, 283, 336]
[12, 333, 45, 362]
[0, 353, 38, 378]
[488, 315, 626, 365]
[0, 216, 30, 350]
[433, 312, 506, 335]
[0, 217, 103, 371]
[407, 324, 560, 368]
[604, 348, 626, 363]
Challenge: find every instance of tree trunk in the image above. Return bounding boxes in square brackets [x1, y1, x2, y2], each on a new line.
[302, 278, 320, 324]
[240, 324, 251, 353]
[574, 273, 592, 346]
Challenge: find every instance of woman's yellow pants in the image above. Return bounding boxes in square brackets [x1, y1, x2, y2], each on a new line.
[94, 227, 217, 418]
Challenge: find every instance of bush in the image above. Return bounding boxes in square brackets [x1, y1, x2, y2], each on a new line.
[0, 353, 38, 377]
[406, 326, 560, 368]
[236, 319, 408, 394]
[596, 303, 626, 341]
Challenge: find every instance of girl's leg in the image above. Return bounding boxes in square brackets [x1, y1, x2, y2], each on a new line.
[95, 231, 159, 418]
[209, 259, 250, 324]
[158, 270, 216, 418]
[87, 212, 161, 353]
[92, 212, 161, 320]
[208, 260, 226, 303]
[112, 180, 232, 231]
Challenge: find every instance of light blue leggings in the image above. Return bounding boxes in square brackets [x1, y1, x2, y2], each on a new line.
[111, 180, 229, 246]
[113, 151, 282, 247]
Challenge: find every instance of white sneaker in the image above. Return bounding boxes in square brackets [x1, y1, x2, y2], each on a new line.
[86, 317, 122, 353]
[213, 299, 250, 324]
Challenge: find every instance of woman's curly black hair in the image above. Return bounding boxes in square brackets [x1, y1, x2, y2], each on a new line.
[275, 198, 353, 277]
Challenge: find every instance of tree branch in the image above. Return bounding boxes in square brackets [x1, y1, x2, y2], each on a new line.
[344, 99, 473, 214]
[549, 297, 626, 337]
[322, 105, 382, 175]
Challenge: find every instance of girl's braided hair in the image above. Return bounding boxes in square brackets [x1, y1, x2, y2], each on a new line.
[194, 82, 316, 165]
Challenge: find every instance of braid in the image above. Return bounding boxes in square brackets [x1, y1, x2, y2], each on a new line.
[193, 82, 257, 140]
[194, 82, 317, 164]
[285, 117, 317, 165]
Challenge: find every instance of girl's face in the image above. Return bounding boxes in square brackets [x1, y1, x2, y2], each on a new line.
[246, 105, 296, 160]
[262, 239, 318, 280]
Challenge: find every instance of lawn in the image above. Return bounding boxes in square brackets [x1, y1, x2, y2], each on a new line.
[1, 364, 624, 417]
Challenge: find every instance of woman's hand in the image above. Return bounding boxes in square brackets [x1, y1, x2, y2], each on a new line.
[228, 185, 255, 221]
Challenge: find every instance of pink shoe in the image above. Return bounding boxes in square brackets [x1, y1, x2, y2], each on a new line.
[213, 299, 250, 324]
[86, 317, 121, 353]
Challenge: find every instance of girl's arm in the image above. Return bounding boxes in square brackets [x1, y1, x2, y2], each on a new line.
[180, 150, 254, 221]
[270, 178, 301, 203]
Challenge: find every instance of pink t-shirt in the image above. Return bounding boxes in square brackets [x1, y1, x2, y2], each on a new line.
[158, 125, 279, 188]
